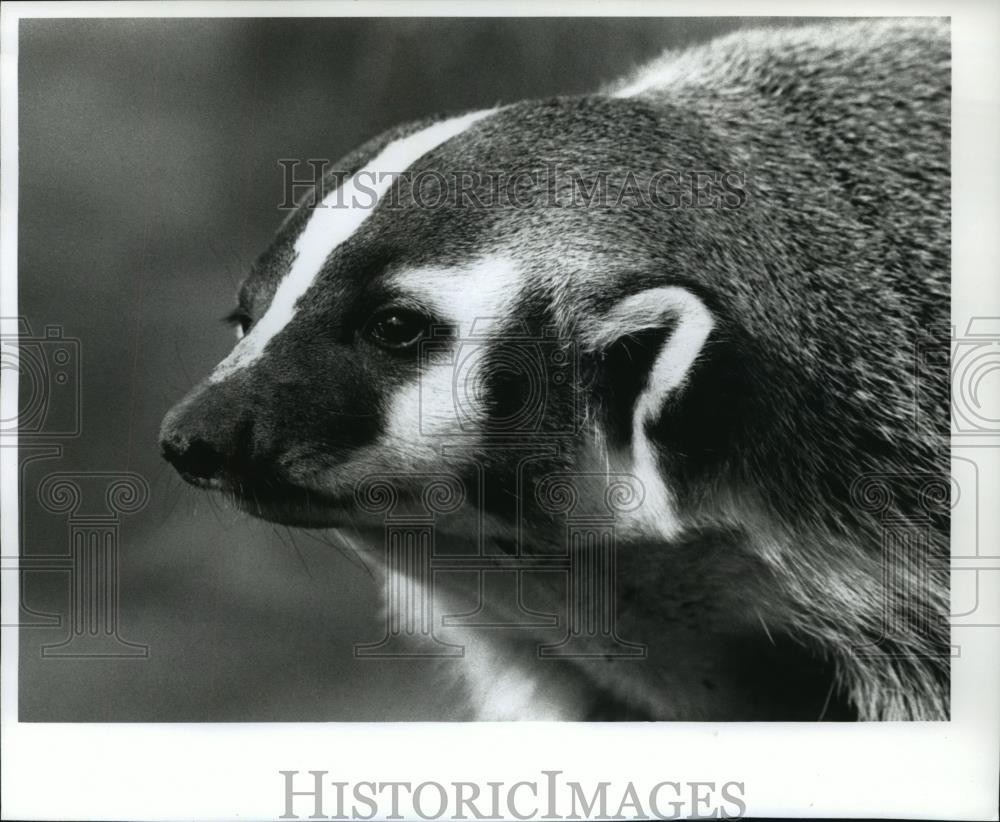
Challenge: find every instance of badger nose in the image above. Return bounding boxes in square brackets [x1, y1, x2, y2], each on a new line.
[159, 385, 252, 482]
[160, 432, 227, 480]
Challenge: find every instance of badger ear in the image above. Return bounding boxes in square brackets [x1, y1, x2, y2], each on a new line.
[586, 287, 715, 534]
[590, 286, 715, 430]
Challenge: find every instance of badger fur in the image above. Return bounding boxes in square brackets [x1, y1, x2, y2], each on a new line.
[161, 18, 950, 721]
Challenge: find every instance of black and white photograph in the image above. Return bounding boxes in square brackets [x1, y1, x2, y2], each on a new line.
[2, 3, 998, 821]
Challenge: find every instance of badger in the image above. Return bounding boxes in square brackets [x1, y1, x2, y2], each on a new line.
[160, 18, 950, 721]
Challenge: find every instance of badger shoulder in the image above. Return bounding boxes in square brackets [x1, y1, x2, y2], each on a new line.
[610, 18, 949, 102]
[598, 19, 949, 342]
[609, 19, 950, 222]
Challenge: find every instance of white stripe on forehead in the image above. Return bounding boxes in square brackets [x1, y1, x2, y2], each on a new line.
[390, 256, 522, 335]
[210, 107, 497, 382]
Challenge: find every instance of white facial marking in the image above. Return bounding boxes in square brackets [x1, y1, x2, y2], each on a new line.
[209, 108, 497, 383]
[384, 256, 523, 444]
[592, 287, 714, 539]
[391, 256, 520, 337]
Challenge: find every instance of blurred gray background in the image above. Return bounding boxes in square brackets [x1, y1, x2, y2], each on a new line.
[17, 16, 811, 721]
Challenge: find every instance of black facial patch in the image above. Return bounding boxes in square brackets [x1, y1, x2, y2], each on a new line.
[595, 324, 672, 449]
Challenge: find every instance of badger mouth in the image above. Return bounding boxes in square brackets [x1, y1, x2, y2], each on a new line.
[229, 486, 350, 528]
[179, 471, 354, 529]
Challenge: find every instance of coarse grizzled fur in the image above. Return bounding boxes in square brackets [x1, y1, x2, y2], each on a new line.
[606, 17, 952, 720]
[597, 19, 951, 719]
[161, 18, 950, 721]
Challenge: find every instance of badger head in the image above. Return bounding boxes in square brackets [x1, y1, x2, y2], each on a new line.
[159, 98, 740, 546]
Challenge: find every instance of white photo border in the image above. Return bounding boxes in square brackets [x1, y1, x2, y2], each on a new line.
[2, 2, 998, 820]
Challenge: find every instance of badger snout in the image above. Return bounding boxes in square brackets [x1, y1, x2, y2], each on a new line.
[159, 374, 360, 528]
[159, 383, 255, 487]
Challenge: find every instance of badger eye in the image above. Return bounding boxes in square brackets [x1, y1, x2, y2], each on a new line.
[363, 308, 429, 350]
[224, 308, 253, 340]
